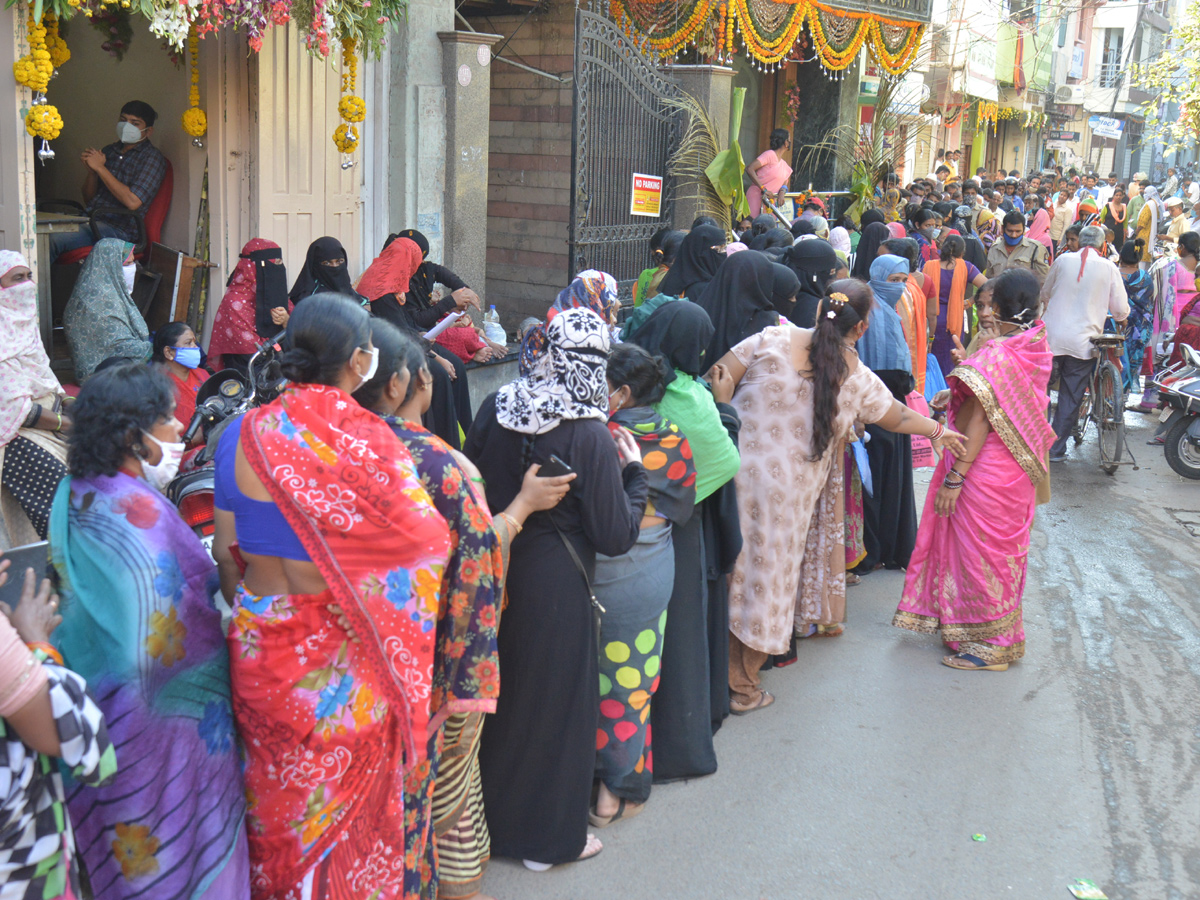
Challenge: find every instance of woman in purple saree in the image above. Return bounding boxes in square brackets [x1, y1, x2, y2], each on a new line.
[893, 269, 1055, 671]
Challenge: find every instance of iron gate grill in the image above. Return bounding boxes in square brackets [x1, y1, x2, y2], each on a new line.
[569, 5, 683, 298]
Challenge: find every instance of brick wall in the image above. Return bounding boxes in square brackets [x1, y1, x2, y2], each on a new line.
[472, 3, 576, 328]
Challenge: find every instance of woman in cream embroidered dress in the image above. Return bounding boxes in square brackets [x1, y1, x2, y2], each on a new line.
[712, 281, 966, 711]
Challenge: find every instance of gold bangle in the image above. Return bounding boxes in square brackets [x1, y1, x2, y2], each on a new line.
[54, 411, 62, 433]
[497, 512, 522, 536]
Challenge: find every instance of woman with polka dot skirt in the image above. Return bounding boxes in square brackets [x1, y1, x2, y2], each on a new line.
[0, 252, 70, 540]
[591, 345, 697, 828]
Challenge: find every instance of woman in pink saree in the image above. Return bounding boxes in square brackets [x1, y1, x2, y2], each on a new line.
[745, 129, 792, 217]
[893, 269, 1055, 670]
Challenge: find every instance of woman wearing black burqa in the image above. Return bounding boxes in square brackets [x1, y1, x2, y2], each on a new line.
[784, 239, 842, 327]
[287, 236, 365, 305]
[658, 224, 726, 298]
[624, 300, 742, 786]
[466, 307, 648, 869]
[850, 221, 891, 281]
[692, 249, 779, 365]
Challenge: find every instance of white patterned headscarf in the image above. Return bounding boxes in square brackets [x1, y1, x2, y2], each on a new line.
[496, 306, 610, 435]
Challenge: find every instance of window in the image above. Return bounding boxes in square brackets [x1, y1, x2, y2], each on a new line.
[1099, 27, 1123, 88]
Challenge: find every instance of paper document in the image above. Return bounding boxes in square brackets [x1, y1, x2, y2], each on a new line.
[423, 311, 465, 341]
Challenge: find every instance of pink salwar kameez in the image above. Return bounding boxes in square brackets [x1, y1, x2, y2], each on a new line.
[893, 323, 1056, 665]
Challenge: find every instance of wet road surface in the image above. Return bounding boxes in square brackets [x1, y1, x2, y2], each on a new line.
[481, 411, 1200, 900]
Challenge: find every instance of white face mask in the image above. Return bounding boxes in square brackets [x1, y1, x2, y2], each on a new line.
[140, 431, 184, 492]
[357, 346, 379, 388]
[117, 121, 144, 144]
[122, 263, 137, 295]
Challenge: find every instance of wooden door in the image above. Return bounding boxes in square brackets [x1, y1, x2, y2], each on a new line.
[256, 25, 360, 280]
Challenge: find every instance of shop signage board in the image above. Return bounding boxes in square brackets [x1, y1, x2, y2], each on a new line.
[1069, 46, 1085, 79]
[630, 173, 663, 217]
[1047, 130, 1081, 141]
[1045, 139, 1073, 150]
[965, 36, 998, 102]
[1088, 115, 1123, 140]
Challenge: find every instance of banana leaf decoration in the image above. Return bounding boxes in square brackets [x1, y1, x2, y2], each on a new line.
[704, 86, 750, 221]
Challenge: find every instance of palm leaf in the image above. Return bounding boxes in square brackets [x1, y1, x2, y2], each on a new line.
[664, 92, 731, 228]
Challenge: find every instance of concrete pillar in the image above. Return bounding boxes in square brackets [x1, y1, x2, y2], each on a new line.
[387, 0, 454, 263]
[667, 65, 735, 231]
[439, 31, 502, 305]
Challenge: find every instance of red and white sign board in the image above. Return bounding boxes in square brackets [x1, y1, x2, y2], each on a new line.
[630, 173, 663, 217]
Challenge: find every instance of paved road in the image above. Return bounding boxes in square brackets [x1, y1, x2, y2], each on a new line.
[481, 411, 1200, 900]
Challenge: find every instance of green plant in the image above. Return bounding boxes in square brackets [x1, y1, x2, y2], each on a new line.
[664, 90, 734, 229]
[1131, 0, 1200, 156]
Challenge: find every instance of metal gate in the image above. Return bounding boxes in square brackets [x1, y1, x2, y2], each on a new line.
[569, 5, 683, 296]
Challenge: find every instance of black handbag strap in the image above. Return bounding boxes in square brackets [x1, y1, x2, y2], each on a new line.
[551, 519, 604, 614]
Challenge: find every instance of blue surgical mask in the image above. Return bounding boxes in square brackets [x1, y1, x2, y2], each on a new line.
[171, 346, 202, 369]
[1003, 233, 1023, 247]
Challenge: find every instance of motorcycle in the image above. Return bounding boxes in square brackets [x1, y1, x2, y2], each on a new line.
[1150, 342, 1200, 480]
[167, 332, 287, 556]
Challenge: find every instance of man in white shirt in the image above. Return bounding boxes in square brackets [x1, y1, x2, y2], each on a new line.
[1041, 225, 1130, 461]
[1184, 174, 1199, 205]
[1096, 172, 1119, 208]
[1190, 200, 1200, 234]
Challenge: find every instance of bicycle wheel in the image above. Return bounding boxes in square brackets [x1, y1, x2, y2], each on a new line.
[1072, 381, 1092, 444]
[1095, 360, 1125, 474]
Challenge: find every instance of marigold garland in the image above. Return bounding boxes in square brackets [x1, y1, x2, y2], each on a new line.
[25, 105, 64, 141]
[334, 37, 364, 155]
[607, 0, 925, 74]
[13, 13, 53, 93]
[181, 26, 208, 138]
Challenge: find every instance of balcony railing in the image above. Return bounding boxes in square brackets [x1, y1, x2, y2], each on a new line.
[1098, 61, 1122, 88]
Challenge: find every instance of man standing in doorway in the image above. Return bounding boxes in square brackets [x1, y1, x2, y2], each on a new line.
[49, 100, 168, 260]
[1040, 225, 1129, 462]
[987, 210, 1050, 280]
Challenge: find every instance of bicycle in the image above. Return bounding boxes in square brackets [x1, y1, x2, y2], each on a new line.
[1070, 331, 1128, 475]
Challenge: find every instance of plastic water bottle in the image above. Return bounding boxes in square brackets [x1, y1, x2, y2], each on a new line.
[483, 305, 506, 344]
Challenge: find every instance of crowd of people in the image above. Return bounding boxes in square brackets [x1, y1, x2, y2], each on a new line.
[0, 148, 1195, 900]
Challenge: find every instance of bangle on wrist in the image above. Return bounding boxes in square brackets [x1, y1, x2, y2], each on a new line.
[928, 420, 945, 441]
[54, 411, 62, 433]
[24, 403, 42, 429]
[27, 642, 63, 666]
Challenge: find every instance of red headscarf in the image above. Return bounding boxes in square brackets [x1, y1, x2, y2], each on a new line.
[356, 237, 423, 303]
[207, 237, 281, 370]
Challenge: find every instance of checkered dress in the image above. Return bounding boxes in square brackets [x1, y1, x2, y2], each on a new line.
[0, 656, 115, 899]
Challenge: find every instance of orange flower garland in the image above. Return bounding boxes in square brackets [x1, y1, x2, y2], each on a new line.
[606, 0, 925, 74]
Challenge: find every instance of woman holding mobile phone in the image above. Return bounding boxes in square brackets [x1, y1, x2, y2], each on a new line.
[464, 307, 648, 871]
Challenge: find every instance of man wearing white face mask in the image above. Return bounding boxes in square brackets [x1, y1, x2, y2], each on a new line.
[0, 251, 71, 540]
[49, 100, 168, 261]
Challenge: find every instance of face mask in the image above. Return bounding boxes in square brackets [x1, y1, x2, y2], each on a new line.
[171, 346, 202, 369]
[1003, 233, 1024, 247]
[139, 431, 184, 492]
[357, 346, 379, 388]
[122, 263, 137, 295]
[117, 121, 145, 144]
[1, 281, 37, 313]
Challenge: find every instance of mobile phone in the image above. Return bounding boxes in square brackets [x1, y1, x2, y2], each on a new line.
[538, 454, 575, 478]
[0, 541, 51, 610]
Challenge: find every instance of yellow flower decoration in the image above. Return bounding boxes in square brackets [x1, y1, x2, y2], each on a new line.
[333, 123, 358, 153]
[25, 105, 63, 141]
[182, 107, 207, 138]
[112, 823, 160, 881]
[338, 96, 365, 123]
[334, 38, 365, 155]
[146, 606, 187, 667]
[181, 26, 207, 138]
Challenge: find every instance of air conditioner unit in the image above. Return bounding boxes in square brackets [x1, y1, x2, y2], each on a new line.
[1055, 84, 1086, 104]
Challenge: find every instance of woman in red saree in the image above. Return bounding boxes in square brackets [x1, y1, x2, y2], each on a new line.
[212, 294, 451, 899]
[893, 269, 1055, 670]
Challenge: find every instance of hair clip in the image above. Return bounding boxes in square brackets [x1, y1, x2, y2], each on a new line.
[826, 310, 837, 319]
[829, 292, 849, 306]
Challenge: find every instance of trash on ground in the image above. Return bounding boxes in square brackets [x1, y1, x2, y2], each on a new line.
[1067, 879, 1108, 899]
[971, 833, 986, 842]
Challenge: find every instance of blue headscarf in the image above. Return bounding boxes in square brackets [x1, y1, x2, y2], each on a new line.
[857, 255, 912, 373]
